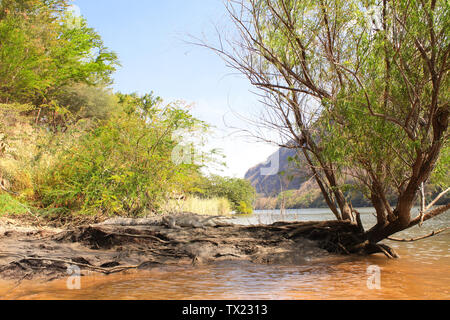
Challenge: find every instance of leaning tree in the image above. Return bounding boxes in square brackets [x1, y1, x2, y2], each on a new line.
[200, 0, 449, 256]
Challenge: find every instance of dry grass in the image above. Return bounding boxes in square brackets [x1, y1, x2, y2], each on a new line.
[162, 196, 232, 216]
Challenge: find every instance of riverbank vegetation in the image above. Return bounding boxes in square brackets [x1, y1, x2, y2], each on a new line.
[203, 0, 449, 254]
[163, 196, 232, 216]
[0, 0, 255, 222]
[254, 180, 449, 210]
[192, 175, 256, 214]
[0, 0, 447, 260]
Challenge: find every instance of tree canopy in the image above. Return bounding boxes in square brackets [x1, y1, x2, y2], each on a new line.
[0, 1, 255, 219]
[0, 0, 118, 106]
[206, 0, 449, 246]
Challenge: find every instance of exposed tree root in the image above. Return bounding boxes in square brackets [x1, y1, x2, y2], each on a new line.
[93, 228, 172, 244]
[0, 216, 409, 281]
[348, 241, 400, 259]
[0, 252, 153, 275]
[375, 244, 400, 259]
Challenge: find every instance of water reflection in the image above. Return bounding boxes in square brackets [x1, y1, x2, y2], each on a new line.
[0, 209, 448, 300]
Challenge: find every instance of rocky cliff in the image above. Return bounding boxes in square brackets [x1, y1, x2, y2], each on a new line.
[244, 148, 310, 196]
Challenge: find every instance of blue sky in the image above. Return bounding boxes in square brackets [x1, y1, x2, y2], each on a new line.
[72, 0, 278, 177]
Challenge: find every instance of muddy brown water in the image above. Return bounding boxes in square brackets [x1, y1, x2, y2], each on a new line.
[0, 208, 448, 300]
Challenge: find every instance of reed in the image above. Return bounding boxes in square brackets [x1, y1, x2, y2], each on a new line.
[163, 196, 232, 216]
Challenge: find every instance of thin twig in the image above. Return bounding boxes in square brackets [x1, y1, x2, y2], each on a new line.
[424, 188, 450, 213]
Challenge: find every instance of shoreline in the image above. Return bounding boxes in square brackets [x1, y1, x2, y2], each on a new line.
[0, 213, 361, 282]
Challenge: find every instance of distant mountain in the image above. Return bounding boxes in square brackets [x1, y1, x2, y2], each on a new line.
[244, 147, 373, 208]
[245, 147, 449, 209]
[244, 147, 310, 196]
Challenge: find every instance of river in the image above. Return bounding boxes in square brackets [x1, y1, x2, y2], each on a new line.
[0, 208, 448, 300]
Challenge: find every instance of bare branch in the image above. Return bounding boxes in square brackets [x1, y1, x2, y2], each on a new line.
[388, 227, 450, 242]
[424, 187, 450, 213]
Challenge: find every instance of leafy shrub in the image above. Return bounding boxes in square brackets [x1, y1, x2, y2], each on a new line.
[237, 201, 252, 214]
[36, 94, 206, 216]
[55, 84, 118, 121]
[194, 175, 256, 214]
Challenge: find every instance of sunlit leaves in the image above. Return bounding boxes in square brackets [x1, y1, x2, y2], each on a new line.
[0, 0, 118, 106]
[37, 94, 211, 215]
[237, 0, 448, 208]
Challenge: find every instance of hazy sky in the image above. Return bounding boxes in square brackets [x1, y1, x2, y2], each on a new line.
[72, 0, 278, 178]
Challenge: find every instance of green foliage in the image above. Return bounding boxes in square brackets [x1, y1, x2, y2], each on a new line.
[0, 2, 232, 221]
[237, 201, 253, 214]
[242, 0, 449, 213]
[36, 93, 208, 216]
[0, 193, 30, 216]
[55, 83, 118, 121]
[194, 175, 256, 213]
[315, 0, 449, 200]
[274, 187, 373, 209]
[431, 144, 450, 189]
[277, 189, 322, 209]
[0, 0, 118, 107]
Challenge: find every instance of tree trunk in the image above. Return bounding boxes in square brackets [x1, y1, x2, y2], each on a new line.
[335, 191, 353, 222]
[371, 191, 387, 226]
[300, 148, 343, 221]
